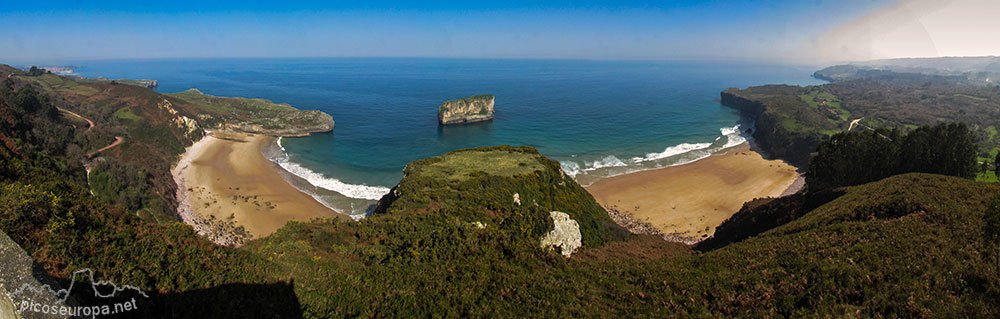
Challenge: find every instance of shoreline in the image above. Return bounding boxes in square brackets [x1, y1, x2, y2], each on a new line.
[172, 131, 344, 245]
[585, 142, 800, 243]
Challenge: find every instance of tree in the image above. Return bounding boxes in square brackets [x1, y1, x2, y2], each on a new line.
[995, 152, 1000, 178]
[27, 66, 45, 76]
[807, 123, 978, 191]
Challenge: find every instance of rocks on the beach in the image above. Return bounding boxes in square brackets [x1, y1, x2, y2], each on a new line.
[438, 95, 495, 125]
[539, 211, 582, 257]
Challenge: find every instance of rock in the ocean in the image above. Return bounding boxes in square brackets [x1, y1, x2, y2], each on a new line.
[438, 95, 495, 125]
[540, 211, 582, 257]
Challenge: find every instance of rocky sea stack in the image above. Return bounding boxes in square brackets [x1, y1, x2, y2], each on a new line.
[438, 94, 495, 125]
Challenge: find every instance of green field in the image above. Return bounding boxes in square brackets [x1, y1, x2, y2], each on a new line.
[113, 106, 141, 121]
[21, 74, 98, 95]
[977, 171, 999, 183]
[800, 90, 850, 122]
[416, 148, 545, 181]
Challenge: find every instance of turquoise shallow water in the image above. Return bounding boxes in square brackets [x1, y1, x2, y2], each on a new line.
[67, 58, 826, 215]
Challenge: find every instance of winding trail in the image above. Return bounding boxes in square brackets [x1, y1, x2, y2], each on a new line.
[57, 106, 124, 194]
[58, 107, 123, 157]
[58, 107, 94, 131]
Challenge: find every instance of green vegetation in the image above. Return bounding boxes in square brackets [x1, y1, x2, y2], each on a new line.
[721, 85, 846, 165]
[979, 171, 999, 183]
[3, 67, 334, 225]
[808, 123, 979, 191]
[88, 158, 172, 223]
[996, 152, 1000, 178]
[416, 148, 545, 181]
[169, 88, 334, 136]
[20, 73, 98, 96]
[113, 106, 141, 121]
[726, 70, 1000, 166]
[375, 146, 627, 248]
[447, 94, 494, 105]
[956, 93, 988, 102]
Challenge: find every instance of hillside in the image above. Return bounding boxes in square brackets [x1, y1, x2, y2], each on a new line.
[814, 56, 1000, 84]
[723, 70, 1000, 167]
[6, 68, 334, 224]
[5, 131, 1000, 317]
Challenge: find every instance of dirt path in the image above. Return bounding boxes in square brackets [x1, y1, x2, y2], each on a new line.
[58, 107, 123, 158]
[87, 136, 123, 158]
[58, 107, 94, 131]
[848, 117, 863, 131]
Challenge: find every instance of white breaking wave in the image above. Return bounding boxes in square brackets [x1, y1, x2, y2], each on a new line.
[568, 123, 751, 182]
[276, 136, 286, 152]
[587, 155, 628, 170]
[720, 124, 747, 149]
[560, 160, 583, 177]
[632, 142, 713, 163]
[272, 155, 391, 201]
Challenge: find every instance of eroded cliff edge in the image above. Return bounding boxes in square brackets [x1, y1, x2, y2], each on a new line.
[720, 87, 823, 167]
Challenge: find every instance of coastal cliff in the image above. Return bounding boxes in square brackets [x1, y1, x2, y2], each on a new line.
[170, 88, 334, 137]
[438, 94, 495, 125]
[720, 87, 828, 167]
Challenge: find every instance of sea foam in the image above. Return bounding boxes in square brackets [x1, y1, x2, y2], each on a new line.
[565, 123, 751, 183]
[587, 155, 629, 170]
[271, 153, 391, 201]
[720, 124, 747, 149]
[632, 142, 713, 163]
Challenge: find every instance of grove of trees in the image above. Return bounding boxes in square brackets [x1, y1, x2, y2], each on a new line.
[807, 123, 978, 191]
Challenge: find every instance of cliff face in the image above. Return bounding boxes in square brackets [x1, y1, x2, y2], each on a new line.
[720, 88, 821, 167]
[438, 95, 495, 125]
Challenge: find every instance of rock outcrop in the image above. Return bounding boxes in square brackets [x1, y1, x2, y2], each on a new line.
[438, 95, 495, 125]
[539, 211, 582, 257]
[0, 231, 70, 319]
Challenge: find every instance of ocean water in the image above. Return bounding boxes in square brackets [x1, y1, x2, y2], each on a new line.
[66, 58, 826, 215]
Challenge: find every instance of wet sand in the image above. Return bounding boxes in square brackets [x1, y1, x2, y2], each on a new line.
[585, 144, 799, 241]
[182, 131, 342, 239]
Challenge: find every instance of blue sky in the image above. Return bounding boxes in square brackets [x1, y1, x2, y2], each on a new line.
[0, 0, 894, 63]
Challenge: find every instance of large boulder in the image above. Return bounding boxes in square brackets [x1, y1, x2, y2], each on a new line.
[539, 211, 582, 257]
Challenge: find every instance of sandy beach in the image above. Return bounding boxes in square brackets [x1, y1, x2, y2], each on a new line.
[174, 131, 341, 243]
[585, 144, 799, 242]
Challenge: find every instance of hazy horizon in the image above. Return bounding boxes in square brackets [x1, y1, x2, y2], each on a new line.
[2, 0, 998, 65]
